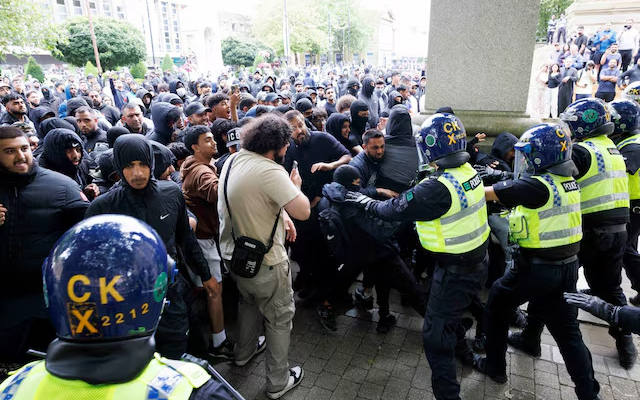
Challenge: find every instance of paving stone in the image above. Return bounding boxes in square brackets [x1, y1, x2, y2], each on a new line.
[398, 351, 420, 367]
[509, 374, 535, 393]
[336, 335, 363, 356]
[407, 387, 434, 400]
[313, 340, 338, 360]
[485, 378, 510, 398]
[348, 320, 373, 338]
[306, 385, 333, 400]
[534, 359, 558, 375]
[363, 332, 385, 346]
[384, 328, 407, 346]
[237, 374, 266, 400]
[356, 342, 379, 357]
[609, 376, 639, 399]
[535, 369, 560, 389]
[381, 377, 411, 400]
[461, 365, 487, 382]
[372, 355, 396, 372]
[349, 353, 374, 370]
[605, 357, 631, 379]
[592, 354, 610, 374]
[626, 363, 640, 382]
[412, 366, 431, 389]
[539, 343, 553, 362]
[330, 379, 360, 400]
[253, 360, 267, 377]
[304, 357, 329, 374]
[365, 367, 391, 383]
[315, 371, 341, 391]
[552, 346, 566, 365]
[510, 353, 534, 378]
[459, 378, 485, 400]
[599, 384, 615, 400]
[289, 341, 316, 363]
[377, 342, 401, 359]
[300, 370, 319, 388]
[535, 384, 561, 400]
[358, 382, 384, 400]
[506, 388, 536, 400]
[281, 385, 310, 400]
[342, 365, 368, 383]
[324, 351, 351, 375]
[557, 365, 575, 388]
[300, 331, 324, 346]
[391, 361, 416, 381]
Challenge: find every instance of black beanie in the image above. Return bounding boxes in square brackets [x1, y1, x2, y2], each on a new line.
[333, 165, 362, 191]
[295, 98, 313, 113]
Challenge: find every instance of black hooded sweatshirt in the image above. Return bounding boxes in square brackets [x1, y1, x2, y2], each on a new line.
[326, 112, 360, 155]
[66, 98, 90, 118]
[387, 90, 404, 112]
[82, 126, 108, 154]
[86, 134, 211, 282]
[38, 128, 92, 189]
[29, 106, 55, 139]
[147, 102, 177, 145]
[475, 132, 518, 173]
[94, 149, 118, 194]
[349, 100, 369, 141]
[151, 140, 180, 186]
[136, 88, 153, 118]
[377, 105, 419, 193]
[358, 76, 379, 128]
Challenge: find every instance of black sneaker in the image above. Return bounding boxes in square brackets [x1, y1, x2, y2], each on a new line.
[377, 314, 397, 334]
[616, 334, 637, 369]
[473, 354, 507, 384]
[208, 338, 236, 360]
[510, 308, 528, 329]
[630, 293, 640, 307]
[473, 335, 486, 352]
[318, 305, 337, 331]
[507, 331, 541, 357]
[354, 287, 374, 310]
[235, 335, 267, 367]
[266, 366, 304, 399]
[455, 340, 474, 366]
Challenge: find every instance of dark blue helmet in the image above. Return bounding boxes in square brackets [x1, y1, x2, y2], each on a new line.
[610, 99, 640, 136]
[559, 97, 614, 139]
[515, 123, 573, 174]
[43, 215, 175, 341]
[623, 81, 640, 106]
[417, 113, 467, 163]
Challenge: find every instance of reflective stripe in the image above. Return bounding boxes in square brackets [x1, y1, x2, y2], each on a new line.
[440, 197, 486, 225]
[441, 172, 468, 209]
[146, 366, 184, 400]
[538, 203, 580, 219]
[577, 170, 627, 189]
[0, 364, 36, 400]
[540, 226, 583, 241]
[581, 192, 630, 210]
[444, 223, 489, 246]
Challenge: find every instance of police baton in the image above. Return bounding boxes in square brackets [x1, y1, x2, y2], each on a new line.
[181, 353, 245, 400]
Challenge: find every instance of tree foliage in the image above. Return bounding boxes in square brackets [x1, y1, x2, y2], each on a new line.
[221, 37, 274, 68]
[130, 60, 148, 79]
[538, 0, 575, 41]
[54, 17, 146, 70]
[319, 0, 373, 55]
[0, 0, 63, 58]
[161, 54, 174, 71]
[25, 57, 44, 83]
[84, 61, 98, 77]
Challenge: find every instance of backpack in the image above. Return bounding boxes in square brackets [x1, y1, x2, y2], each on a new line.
[318, 203, 351, 264]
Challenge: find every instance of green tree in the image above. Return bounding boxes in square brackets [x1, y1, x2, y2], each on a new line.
[84, 61, 98, 77]
[319, 0, 372, 56]
[538, 0, 575, 41]
[221, 37, 258, 67]
[130, 60, 148, 79]
[54, 17, 146, 71]
[161, 54, 174, 71]
[25, 56, 45, 83]
[0, 0, 63, 58]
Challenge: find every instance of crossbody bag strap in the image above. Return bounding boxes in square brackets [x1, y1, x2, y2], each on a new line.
[223, 153, 282, 251]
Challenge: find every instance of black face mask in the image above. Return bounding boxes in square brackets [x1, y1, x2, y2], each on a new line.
[625, 25, 632, 30]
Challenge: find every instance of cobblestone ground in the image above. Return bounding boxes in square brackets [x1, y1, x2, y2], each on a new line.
[214, 263, 640, 400]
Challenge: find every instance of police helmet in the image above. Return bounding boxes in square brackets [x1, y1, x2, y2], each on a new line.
[514, 123, 575, 177]
[559, 97, 615, 139]
[623, 81, 640, 106]
[610, 99, 640, 137]
[417, 113, 468, 164]
[43, 215, 175, 341]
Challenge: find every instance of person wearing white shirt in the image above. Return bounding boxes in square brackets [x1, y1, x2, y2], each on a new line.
[575, 61, 597, 100]
[617, 19, 640, 72]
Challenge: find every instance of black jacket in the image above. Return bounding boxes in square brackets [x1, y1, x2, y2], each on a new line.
[82, 127, 108, 153]
[0, 163, 88, 296]
[136, 89, 153, 118]
[97, 102, 121, 126]
[349, 151, 380, 198]
[377, 105, 419, 193]
[147, 102, 176, 145]
[86, 135, 211, 281]
[38, 128, 93, 189]
[358, 76, 379, 128]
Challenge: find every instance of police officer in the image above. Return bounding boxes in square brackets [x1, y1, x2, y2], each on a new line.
[624, 81, 640, 106]
[473, 123, 601, 400]
[564, 291, 640, 335]
[511, 99, 635, 369]
[610, 100, 640, 304]
[346, 113, 490, 400]
[0, 215, 241, 399]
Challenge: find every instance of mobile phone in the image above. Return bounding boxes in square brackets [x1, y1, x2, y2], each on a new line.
[292, 160, 298, 170]
[230, 84, 238, 93]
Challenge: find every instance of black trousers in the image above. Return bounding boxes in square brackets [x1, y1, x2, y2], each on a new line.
[547, 30, 555, 44]
[620, 49, 633, 72]
[623, 211, 640, 291]
[369, 255, 427, 317]
[422, 260, 487, 400]
[155, 274, 191, 359]
[595, 91, 615, 102]
[484, 258, 600, 400]
[557, 27, 566, 44]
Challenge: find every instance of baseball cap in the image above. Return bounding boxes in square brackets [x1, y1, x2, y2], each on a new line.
[0, 82, 9, 88]
[226, 127, 241, 148]
[185, 102, 210, 117]
[265, 92, 279, 102]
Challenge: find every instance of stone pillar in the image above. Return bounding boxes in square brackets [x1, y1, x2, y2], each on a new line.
[414, 0, 541, 137]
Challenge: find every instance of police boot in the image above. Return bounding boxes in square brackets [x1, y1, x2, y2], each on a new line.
[615, 334, 637, 369]
[507, 331, 541, 357]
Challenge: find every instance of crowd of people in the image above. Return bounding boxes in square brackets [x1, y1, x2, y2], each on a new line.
[2, 53, 640, 400]
[535, 17, 640, 118]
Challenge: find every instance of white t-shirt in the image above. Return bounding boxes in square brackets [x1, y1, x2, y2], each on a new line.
[217, 149, 300, 266]
[575, 69, 596, 95]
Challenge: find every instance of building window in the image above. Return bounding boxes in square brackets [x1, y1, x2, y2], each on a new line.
[103, 3, 111, 16]
[116, 6, 124, 19]
[56, 0, 68, 21]
[72, 0, 82, 15]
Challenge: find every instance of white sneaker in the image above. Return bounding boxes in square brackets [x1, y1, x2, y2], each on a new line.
[235, 335, 266, 367]
[266, 366, 304, 399]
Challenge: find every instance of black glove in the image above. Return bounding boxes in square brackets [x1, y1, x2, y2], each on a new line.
[345, 191, 378, 211]
[474, 165, 510, 182]
[563, 292, 617, 323]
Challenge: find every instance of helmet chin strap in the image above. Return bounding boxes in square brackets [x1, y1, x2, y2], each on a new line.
[545, 160, 579, 177]
[434, 151, 470, 169]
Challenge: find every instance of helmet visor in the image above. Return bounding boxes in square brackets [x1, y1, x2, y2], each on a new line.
[513, 149, 534, 179]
